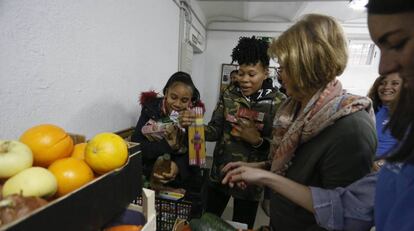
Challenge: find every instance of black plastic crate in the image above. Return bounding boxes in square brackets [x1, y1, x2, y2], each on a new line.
[133, 196, 192, 231]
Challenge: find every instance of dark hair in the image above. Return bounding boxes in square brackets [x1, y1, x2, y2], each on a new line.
[387, 86, 414, 163]
[366, 0, 414, 14]
[367, 75, 386, 113]
[231, 36, 270, 68]
[366, 0, 414, 162]
[230, 70, 238, 76]
[162, 71, 200, 104]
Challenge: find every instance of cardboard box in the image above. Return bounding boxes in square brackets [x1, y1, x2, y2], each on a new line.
[0, 145, 142, 231]
[114, 127, 136, 142]
[68, 133, 86, 144]
[130, 188, 156, 231]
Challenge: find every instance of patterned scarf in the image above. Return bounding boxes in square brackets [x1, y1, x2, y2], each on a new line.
[270, 80, 374, 174]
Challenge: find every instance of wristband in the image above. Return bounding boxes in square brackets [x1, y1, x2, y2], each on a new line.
[253, 137, 264, 148]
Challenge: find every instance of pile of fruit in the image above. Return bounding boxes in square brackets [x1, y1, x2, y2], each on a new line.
[0, 124, 128, 227]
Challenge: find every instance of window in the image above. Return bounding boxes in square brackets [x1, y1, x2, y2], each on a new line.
[348, 40, 376, 65]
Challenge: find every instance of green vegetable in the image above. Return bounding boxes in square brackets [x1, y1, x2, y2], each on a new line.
[189, 219, 208, 231]
[189, 213, 237, 231]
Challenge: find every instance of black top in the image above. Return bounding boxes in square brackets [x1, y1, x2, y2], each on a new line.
[270, 110, 377, 231]
[131, 97, 195, 186]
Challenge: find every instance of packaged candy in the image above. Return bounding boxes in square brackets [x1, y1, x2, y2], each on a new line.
[188, 107, 206, 166]
[141, 110, 181, 141]
[226, 108, 266, 136]
[141, 119, 173, 141]
[237, 107, 265, 122]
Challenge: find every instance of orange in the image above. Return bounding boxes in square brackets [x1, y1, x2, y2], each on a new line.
[48, 157, 94, 197]
[20, 124, 74, 167]
[71, 143, 87, 160]
[85, 133, 128, 174]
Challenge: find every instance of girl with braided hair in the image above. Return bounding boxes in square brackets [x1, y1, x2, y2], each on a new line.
[131, 71, 205, 217]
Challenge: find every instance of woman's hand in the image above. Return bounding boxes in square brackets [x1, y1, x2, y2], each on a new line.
[179, 109, 195, 128]
[222, 165, 270, 189]
[224, 163, 316, 214]
[221, 161, 263, 174]
[231, 118, 262, 146]
[153, 161, 179, 184]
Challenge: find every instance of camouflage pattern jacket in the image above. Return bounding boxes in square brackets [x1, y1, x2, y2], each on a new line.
[206, 79, 286, 201]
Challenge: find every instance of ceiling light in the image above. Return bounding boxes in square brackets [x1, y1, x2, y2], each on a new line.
[349, 0, 368, 11]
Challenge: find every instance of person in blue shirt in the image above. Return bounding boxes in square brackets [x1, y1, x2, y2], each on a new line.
[367, 1, 414, 230]
[222, 0, 414, 230]
[368, 73, 403, 158]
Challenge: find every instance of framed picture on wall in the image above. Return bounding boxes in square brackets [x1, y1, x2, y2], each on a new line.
[220, 64, 238, 93]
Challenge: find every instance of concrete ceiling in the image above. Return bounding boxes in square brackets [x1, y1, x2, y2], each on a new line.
[195, 0, 368, 26]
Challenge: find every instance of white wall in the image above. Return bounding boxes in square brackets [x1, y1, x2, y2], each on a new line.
[0, 0, 180, 139]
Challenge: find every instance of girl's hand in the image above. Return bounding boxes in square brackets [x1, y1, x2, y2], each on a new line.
[231, 118, 262, 146]
[165, 125, 179, 150]
[162, 161, 179, 181]
[179, 109, 195, 128]
[153, 161, 179, 184]
[373, 159, 385, 172]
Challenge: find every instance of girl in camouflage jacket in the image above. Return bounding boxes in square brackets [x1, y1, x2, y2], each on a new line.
[204, 37, 285, 228]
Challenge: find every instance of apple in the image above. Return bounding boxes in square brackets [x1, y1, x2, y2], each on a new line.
[2, 167, 58, 198]
[0, 140, 33, 179]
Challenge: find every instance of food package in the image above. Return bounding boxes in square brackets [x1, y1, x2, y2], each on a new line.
[188, 107, 206, 166]
[141, 119, 173, 141]
[226, 108, 265, 136]
[141, 111, 182, 142]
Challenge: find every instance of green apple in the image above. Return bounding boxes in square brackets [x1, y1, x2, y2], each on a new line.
[2, 167, 57, 198]
[0, 140, 33, 178]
